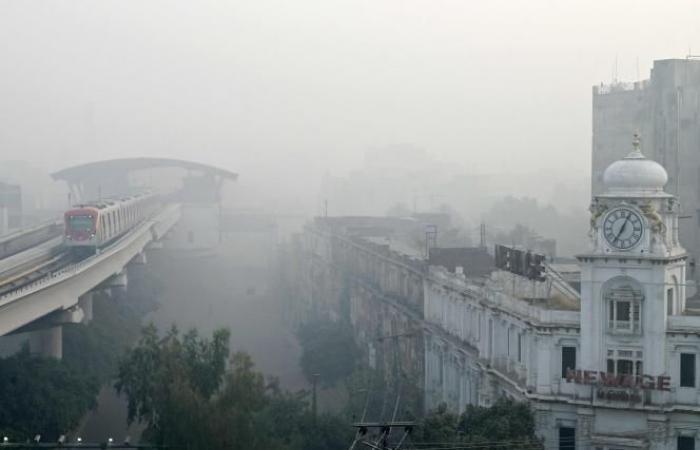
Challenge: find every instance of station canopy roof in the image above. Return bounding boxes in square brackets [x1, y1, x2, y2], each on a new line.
[52, 157, 238, 183]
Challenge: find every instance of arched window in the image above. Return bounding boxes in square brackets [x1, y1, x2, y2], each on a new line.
[604, 276, 643, 334]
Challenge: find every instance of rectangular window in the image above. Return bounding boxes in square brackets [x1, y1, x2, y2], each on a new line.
[517, 333, 523, 363]
[507, 328, 511, 356]
[561, 346, 576, 378]
[477, 313, 481, 340]
[559, 427, 575, 450]
[617, 301, 631, 322]
[681, 353, 696, 388]
[488, 319, 493, 357]
[68, 215, 94, 231]
[668, 288, 674, 316]
[609, 299, 641, 333]
[606, 349, 643, 376]
[678, 436, 695, 450]
[617, 359, 633, 375]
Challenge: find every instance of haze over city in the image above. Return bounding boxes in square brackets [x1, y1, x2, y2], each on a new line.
[2, 1, 699, 195]
[2, 2, 700, 450]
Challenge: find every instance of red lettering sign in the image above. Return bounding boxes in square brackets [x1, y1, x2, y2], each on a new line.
[657, 376, 671, 391]
[567, 369, 671, 391]
[642, 375, 656, 389]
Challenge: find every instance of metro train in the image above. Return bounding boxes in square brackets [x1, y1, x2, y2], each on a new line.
[63, 192, 159, 255]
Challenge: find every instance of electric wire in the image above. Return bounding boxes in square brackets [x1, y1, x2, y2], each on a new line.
[348, 365, 381, 450]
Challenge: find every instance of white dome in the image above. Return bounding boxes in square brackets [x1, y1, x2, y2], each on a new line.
[603, 141, 668, 195]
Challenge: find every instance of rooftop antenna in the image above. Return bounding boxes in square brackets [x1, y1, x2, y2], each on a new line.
[636, 56, 640, 81]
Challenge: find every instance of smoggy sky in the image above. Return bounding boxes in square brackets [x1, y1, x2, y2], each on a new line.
[1, 0, 699, 190]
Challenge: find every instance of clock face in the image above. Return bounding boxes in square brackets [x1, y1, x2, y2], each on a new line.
[603, 208, 644, 250]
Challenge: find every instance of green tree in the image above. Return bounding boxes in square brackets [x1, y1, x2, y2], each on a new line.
[416, 399, 542, 450]
[460, 398, 538, 444]
[116, 324, 354, 450]
[0, 346, 99, 441]
[419, 403, 462, 443]
[63, 292, 144, 384]
[297, 319, 359, 387]
[257, 385, 353, 450]
[115, 324, 232, 447]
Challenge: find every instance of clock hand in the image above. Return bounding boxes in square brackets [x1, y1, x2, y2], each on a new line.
[614, 216, 631, 243]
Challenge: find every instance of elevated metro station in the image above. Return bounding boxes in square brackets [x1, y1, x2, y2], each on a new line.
[0, 158, 239, 358]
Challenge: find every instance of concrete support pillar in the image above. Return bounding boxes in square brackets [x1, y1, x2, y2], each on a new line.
[647, 415, 669, 450]
[576, 408, 594, 450]
[131, 251, 147, 265]
[29, 326, 62, 359]
[108, 270, 128, 289]
[79, 292, 94, 323]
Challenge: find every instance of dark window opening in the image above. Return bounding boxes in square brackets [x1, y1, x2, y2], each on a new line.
[681, 353, 696, 388]
[617, 359, 633, 375]
[561, 346, 576, 378]
[678, 436, 695, 450]
[559, 427, 575, 450]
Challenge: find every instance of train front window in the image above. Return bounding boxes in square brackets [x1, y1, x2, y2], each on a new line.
[69, 215, 94, 231]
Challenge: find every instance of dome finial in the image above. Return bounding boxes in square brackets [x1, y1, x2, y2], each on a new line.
[627, 131, 644, 159]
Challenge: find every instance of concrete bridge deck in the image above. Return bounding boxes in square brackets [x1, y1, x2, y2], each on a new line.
[0, 204, 180, 350]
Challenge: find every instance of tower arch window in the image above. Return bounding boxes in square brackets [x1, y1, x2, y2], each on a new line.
[668, 287, 675, 316]
[604, 277, 643, 334]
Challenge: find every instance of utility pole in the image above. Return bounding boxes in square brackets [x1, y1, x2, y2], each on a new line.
[350, 421, 414, 450]
[349, 331, 417, 450]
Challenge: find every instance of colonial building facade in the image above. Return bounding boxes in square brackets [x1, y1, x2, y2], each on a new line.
[290, 139, 700, 449]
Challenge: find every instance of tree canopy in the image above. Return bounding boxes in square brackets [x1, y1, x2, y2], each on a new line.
[0, 292, 146, 442]
[0, 347, 98, 441]
[297, 319, 359, 387]
[416, 399, 541, 450]
[116, 324, 353, 450]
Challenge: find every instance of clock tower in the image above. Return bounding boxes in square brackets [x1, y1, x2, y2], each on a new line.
[578, 135, 686, 382]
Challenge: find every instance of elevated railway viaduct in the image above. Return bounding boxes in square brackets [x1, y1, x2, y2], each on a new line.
[0, 158, 236, 358]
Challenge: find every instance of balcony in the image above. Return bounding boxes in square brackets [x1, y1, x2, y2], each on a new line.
[668, 314, 700, 332]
